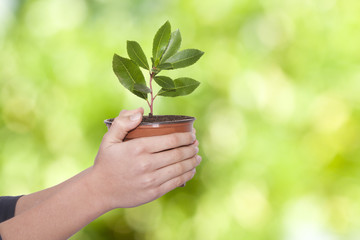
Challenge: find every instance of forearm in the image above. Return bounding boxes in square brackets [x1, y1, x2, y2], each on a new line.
[15, 168, 91, 216]
[0, 167, 109, 240]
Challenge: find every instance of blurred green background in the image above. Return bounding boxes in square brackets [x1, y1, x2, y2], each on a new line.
[1, 0, 360, 239]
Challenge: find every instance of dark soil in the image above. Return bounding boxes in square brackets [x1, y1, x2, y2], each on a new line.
[105, 115, 195, 125]
[141, 115, 195, 124]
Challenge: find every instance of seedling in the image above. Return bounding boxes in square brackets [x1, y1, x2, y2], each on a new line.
[112, 21, 204, 116]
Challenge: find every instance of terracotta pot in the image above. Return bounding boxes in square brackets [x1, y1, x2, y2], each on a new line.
[104, 115, 195, 141]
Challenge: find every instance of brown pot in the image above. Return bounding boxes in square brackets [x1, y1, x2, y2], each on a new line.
[104, 115, 195, 141]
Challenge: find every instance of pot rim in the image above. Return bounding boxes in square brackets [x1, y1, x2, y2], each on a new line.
[104, 115, 195, 126]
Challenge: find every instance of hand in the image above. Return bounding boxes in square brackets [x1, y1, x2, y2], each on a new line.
[92, 108, 201, 210]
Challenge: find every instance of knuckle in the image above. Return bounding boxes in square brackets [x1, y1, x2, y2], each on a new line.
[134, 144, 146, 155]
[148, 187, 161, 199]
[142, 174, 155, 187]
[113, 116, 123, 125]
[111, 117, 126, 131]
[139, 160, 151, 172]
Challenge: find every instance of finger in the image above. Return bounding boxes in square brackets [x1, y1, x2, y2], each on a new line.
[157, 168, 197, 195]
[192, 128, 196, 134]
[154, 155, 201, 186]
[103, 108, 144, 143]
[132, 132, 196, 153]
[106, 109, 140, 132]
[119, 108, 144, 118]
[151, 140, 199, 170]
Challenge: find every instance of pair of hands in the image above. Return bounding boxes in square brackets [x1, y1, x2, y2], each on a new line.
[92, 108, 201, 210]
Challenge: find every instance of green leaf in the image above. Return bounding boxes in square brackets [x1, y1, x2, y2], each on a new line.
[132, 90, 148, 100]
[157, 88, 176, 96]
[158, 77, 200, 97]
[133, 83, 151, 93]
[127, 41, 149, 70]
[160, 29, 182, 63]
[112, 54, 148, 99]
[152, 21, 171, 66]
[164, 49, 204, 69]
[157, 62, 174, 70]
[154, 76, 175, 89]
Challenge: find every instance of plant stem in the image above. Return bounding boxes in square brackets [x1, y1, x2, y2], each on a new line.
[149, 72, 155, 117]
[146, 99, 151, 112]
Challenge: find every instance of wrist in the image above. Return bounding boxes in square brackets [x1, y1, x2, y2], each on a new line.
[85, 166, 116, 213]
[83, 167, 115, 213]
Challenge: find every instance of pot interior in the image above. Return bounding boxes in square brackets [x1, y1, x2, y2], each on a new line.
[104, 115, 195, 126]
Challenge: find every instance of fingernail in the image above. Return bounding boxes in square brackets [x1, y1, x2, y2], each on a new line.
[195, 146, 199, 153]
[130, 113, 142, 121]
[196, 155, 202, 163]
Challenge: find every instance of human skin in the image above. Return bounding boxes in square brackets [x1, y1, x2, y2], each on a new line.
[0, 108, 201, 240]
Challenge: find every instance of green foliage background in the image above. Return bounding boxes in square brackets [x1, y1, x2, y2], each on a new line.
[1, 0, 360, 239]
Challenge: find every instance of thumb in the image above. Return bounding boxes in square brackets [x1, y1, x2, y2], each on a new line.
[104, 108, 144, 143]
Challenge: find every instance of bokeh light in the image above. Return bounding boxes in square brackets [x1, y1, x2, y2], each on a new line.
[1, 0, 360, 239]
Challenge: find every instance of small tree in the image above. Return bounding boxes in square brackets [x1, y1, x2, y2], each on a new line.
[112, 21, 204, 116]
